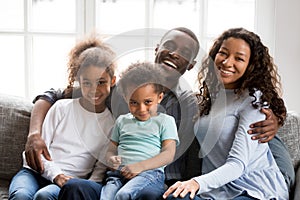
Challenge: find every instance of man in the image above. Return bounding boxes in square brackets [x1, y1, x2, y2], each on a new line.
[25, 27, 292, 200]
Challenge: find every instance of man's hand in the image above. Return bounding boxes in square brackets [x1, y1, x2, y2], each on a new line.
[248, 108, 279, 143]
[25, 133, 51, 173]
[163, 180, 199, 199]
[54, 174, 73, 187]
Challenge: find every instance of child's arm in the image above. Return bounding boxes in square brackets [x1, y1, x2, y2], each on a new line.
[54, 174, 73, 187]
[39, 101, 67, 183]
[120, 139, 176, 179]
[106, 141, 122, 170]
[88, 160, 108, 182]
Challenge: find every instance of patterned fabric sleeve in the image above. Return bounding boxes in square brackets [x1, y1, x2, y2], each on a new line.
[32, 88, 64, 105]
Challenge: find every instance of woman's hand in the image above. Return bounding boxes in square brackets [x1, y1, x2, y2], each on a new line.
[163, 180, 199, 199]
[248, 108, 279, 143]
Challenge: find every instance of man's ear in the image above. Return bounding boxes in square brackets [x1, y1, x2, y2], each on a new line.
[111, 76, 117, 87]
[187, 60, 197, 71]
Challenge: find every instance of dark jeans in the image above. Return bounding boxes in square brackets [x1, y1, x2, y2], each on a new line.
[58, 177, 163, 200]
[58, 178, 103, 200]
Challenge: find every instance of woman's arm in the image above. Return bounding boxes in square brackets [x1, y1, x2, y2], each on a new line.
[164, 94, 266, 198]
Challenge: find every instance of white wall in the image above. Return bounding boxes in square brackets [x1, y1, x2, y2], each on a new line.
[256, 0, 300, 113]
[274, 0, 300, 113]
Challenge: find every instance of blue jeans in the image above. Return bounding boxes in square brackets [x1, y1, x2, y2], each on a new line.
[9, 167, 60, 200]
[58, 178, 103, 200]
[101, 169, 165, 200]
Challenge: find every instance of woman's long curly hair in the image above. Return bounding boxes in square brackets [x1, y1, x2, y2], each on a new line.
[64, 33, 116, 97]
[197, 28, 286, 125]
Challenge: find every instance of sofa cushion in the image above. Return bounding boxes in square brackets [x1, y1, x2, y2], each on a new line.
[0, 94, 32, 181]
[0, 180, 9, 200]
[277, 111, 300, 169]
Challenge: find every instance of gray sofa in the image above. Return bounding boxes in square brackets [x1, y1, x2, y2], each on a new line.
[0, 93, 299, 199]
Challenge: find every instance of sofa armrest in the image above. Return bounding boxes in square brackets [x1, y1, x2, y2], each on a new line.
[277, 111, 300, 169]
[0, 94, 32, 181]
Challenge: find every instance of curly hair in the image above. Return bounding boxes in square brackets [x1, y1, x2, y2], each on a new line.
[117, 62, 165, 100]
[64, 33, 116, 97]
[197, 28, 286, 125]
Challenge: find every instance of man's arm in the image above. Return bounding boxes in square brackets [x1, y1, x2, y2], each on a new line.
[25, 99, 52, 173]
[25, 88, 65, 173]
[248, 108, 279, 143]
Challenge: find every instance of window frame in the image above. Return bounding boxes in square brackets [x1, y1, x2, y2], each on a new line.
[0, 0, 275, 99]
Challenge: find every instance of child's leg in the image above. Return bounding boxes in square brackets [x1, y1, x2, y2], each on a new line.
[33, 184, 60, 200]
[100, 171, 124, 200]
[8, 168, 46, 200]
[115, 169, 165, 200]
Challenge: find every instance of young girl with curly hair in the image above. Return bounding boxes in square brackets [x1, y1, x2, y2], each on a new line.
[163, 28, 288, 200]
[64, 33, 116, 98]
[9, 34, 116, 200]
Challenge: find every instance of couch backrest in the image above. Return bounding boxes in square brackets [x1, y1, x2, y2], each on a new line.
[0, 94, 32, 181]
[0, 93, 299, 182]
[277, 111, 300, 170]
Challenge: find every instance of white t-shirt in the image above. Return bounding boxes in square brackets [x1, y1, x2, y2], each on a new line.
[23, 98, 115, 182]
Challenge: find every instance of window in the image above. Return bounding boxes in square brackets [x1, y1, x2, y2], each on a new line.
[95, 0, 256, 89]
[0, 0, 78, 100]
[0, 0, 262, 100]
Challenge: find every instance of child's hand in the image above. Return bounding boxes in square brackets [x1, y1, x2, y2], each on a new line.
[120, 163, 143, 179]
[108, 155, 122, 170]
[54, 174, 73, 187]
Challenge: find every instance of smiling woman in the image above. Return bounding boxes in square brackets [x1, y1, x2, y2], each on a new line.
[214, 38, 251, 89]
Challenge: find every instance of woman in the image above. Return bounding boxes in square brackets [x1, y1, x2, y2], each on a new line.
[163, 28, 288, 200]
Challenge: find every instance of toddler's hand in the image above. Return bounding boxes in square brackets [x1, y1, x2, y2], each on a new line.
[120, 163, 143, 179]
[108, 155, 121, 170]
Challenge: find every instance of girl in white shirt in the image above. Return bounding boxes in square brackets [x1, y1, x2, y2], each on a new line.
[9, 35, 116, 200]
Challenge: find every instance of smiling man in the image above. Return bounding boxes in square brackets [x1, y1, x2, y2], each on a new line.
[155, 28, 198, 86]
